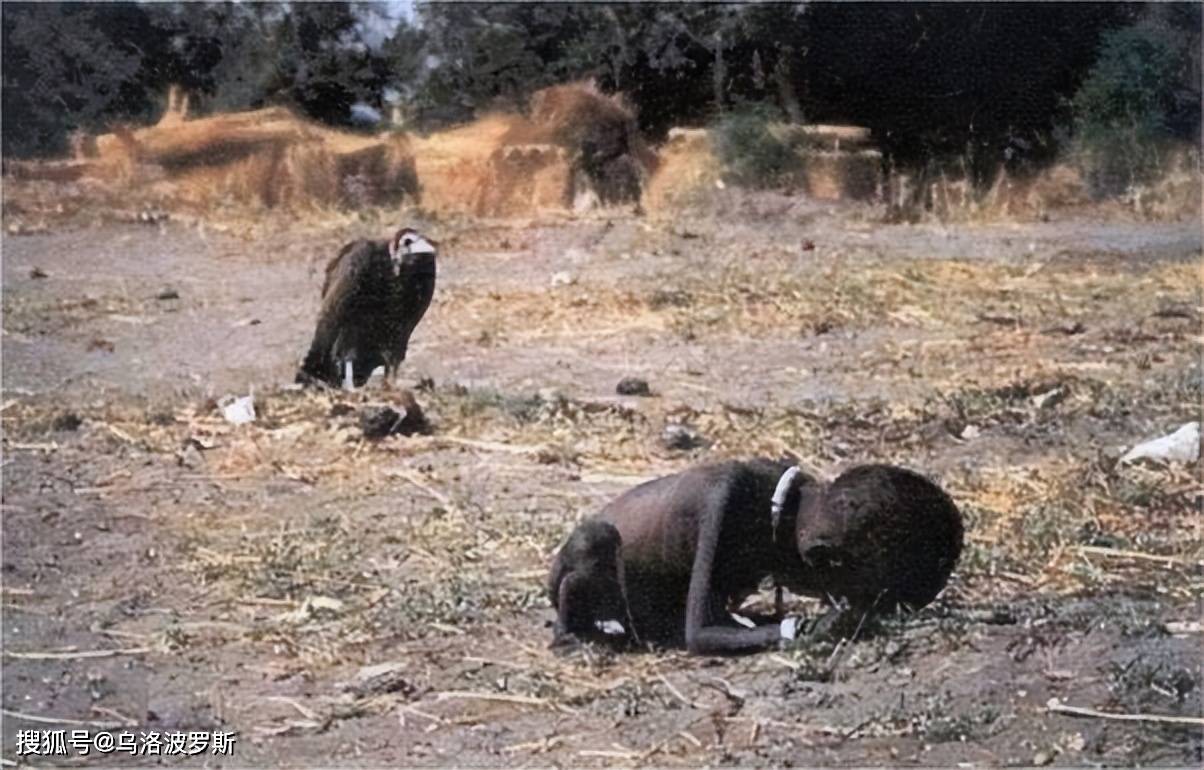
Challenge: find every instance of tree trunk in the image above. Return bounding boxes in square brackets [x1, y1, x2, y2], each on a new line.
[774, 49, 802, 122]
[712, 29, 726, 114]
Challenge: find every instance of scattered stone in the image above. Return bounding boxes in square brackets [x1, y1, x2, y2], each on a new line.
[87, 338, 115, 353]
[1042, 321, 1085, 336]
[29, 267, 48, 279]
[359, 391, 429, 439]
[662, 423, 706, 451]
[277, 595, 344, 624]
[1031, 387, 1067, 410]
[977, 313, 1021, 327]
[616, 377, 652, 397]
[344, 662, 416, 698]
[1120, 422, 1199, 464]
[52, 413, 83, 432]
[147, 411, 175, 426]
[176, 443, 204, 469]
[156, 288, 180, 301]
[648, 287, 692, 310]
[360, 407, 403, 439]
[538, 387, 566, 404]
[801, 239, 816, 251]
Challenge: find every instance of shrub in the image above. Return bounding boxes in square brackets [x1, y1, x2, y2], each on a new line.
[1071, 19, 1196, 196]
[710, 104, 802, 188]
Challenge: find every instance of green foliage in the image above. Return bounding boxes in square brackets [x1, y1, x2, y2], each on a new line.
[710, 104, 801, 189]
[1072, 18, 1194, 195]
[2, 4, 149, 156]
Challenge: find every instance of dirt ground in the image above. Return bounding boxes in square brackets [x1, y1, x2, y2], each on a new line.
[2, 193, 1201, 767]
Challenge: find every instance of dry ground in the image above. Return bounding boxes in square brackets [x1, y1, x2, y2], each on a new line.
[2, 192, 1201, 766]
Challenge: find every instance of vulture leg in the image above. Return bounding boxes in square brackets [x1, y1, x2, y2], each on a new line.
[342, 360, 355, 391]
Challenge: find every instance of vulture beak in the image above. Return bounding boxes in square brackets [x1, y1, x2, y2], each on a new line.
[405, 235, 437, 256]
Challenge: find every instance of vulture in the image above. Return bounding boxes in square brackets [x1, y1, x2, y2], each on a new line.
[297, 227, 437, 389]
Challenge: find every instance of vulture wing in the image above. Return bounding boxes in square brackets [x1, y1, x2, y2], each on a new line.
[389, 251, 437, 366]
[296, 240, 385, 385]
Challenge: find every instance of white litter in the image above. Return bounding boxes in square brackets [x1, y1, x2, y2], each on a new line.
[594, 619, 626, 636]
[219, 393, 256, 425]
[1120, 422, 1199, 464]
[730, 612, 757, 629]
[550, 271, 577, 287]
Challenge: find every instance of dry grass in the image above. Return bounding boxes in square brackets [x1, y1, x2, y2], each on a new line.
[5, 252, 1198, 622]
[887, 146, 1201, 224]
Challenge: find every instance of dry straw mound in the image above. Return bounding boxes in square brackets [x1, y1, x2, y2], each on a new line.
[11, 87, 418, 214]
[412, 82, 654, 217]
[642, 128, 722, 214]
[643, 123, 883, 214]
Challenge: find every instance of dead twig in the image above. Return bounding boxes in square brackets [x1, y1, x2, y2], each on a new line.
[434, 691, 549, 707]
[385, 468, 456, 510]
[0, 708, 125, 729]
[90, 705, 138, 727]
[3, 646, 151, 660]
[657, 673, 701, 709]
[1071, 545, 1196, 567]
[1047, 698, 1204, 726]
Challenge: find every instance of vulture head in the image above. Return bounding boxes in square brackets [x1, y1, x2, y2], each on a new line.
[389, 227, 438, 270]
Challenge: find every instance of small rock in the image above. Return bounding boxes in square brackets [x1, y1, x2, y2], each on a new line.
[345, 662, 415, 698]
[29, 267, 48, 279]
[801, 240, 816, 251]
[648, 287, 692, 310]
[277, 595, 344, 624]
[1033, 750, 1055, 766]
[329, 402, 356, 418]
[616, 377, 652, 397]
[176, 444, 204, 469]
[52, 413, 83, 432]
[662, 423, 706, 451]
[1031, 387, 1067, 410]
[1042, 321, 1085, 336]
[538, 387, 565, 404]
[359, 391, 429, 439]
[156, 288, 180, 301]
[147, 411, 175, 426]
[87, 338, 115, 353]
[960, 424, 981, 440]
[1120, 422, 1199, 464]
[360, 407, 403, 439]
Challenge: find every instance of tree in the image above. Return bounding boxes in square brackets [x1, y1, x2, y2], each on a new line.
[2, 3, 148, 156]
[1072, 8, 1201, 194]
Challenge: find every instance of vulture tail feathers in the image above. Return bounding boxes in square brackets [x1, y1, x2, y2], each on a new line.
[296, 328, 339, 387]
